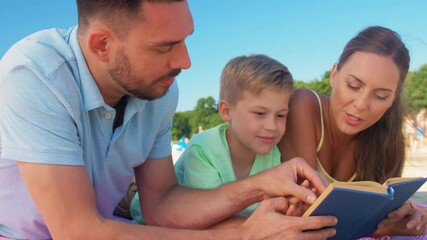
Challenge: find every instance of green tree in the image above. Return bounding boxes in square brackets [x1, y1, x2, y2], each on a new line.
[403, 64, 427, 114]
[295, 71, 331, 95]
[191, 96, 223, 134]
[171, 111, 192, 141]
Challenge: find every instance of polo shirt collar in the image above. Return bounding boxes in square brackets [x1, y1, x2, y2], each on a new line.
[69, 26, 148, 114]
[69, 26, 106, 112]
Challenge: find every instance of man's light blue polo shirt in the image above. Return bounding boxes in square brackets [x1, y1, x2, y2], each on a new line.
[0, 26, 177, 239]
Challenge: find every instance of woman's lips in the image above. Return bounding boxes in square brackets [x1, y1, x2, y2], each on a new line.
[344, 112, 362, 126]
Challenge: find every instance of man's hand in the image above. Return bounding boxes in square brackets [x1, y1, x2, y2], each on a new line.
[239, 197, 337, 240]
[285, 180, 317, 216]
[251, 157, 327, 204]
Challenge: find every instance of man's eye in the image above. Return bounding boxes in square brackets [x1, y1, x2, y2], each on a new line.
[156, 46, 172, 53]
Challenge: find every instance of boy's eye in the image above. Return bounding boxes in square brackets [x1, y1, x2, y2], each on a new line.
[253, 112, 265, 116]
[277, 114, 287, 118]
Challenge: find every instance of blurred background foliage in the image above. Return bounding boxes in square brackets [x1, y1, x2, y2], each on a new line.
[172, 64, 427, 141]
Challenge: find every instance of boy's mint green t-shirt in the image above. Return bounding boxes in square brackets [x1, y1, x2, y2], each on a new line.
[130, 123, 281, 223]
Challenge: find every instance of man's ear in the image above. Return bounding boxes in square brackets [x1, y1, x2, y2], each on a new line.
[87, 29, 115, 62]
[218, 100, 232, 122]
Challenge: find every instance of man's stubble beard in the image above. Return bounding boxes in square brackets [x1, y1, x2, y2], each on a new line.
[108, 49, 181, 101]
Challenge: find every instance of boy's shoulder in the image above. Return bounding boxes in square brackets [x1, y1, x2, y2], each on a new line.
[185, 123, 228, 152]
[174, 123, 229, 175]
[189, 123, 227, 142]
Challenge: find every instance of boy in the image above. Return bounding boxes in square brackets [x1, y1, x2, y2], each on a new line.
[131, 54, 294, 222]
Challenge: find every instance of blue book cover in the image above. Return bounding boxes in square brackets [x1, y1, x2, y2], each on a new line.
[303, 177, 427, 240]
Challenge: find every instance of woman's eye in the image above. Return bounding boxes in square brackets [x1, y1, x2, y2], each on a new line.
[374, 93, 388, 100]
[347, 83, 360, 90]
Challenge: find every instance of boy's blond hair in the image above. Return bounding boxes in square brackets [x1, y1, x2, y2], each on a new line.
[220, 54, 294, 105]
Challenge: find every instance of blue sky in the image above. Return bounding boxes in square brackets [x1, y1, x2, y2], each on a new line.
[1, 1, 426, 111]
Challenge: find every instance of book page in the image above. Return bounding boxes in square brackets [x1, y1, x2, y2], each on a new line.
[333, 181, 387, 194]
[384, 177, 422, 186]
[303, 181, 388, 217]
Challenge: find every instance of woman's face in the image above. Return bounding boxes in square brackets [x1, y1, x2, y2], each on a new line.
[329, 51, 400, 135]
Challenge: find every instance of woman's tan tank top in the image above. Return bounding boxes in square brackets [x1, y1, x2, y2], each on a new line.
[311, 90, 356, 183]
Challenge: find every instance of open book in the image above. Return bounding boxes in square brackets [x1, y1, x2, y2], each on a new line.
[303, 177, 427, 240]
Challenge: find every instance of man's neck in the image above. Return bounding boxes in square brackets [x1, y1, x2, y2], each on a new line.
[113, 96, 128, 131]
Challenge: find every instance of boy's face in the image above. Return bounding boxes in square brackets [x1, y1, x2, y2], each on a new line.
[225, 87, 291, 155]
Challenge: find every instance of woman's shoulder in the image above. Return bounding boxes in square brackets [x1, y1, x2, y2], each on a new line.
[290, 88, 324, 115]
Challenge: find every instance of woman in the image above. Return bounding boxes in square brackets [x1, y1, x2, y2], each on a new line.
[279, 26, 426, 237]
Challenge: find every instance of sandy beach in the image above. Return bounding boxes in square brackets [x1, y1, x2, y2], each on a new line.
[404, 145, 427, 203]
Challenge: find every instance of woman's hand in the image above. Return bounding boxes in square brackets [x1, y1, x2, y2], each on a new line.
[373, 201, 427, 237]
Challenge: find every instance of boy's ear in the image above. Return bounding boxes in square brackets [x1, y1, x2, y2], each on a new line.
[87, 29, 115, 62]
[218, 100, 232, 122]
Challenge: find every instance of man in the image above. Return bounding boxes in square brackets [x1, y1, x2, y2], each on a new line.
[0, 0, 336, 239]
